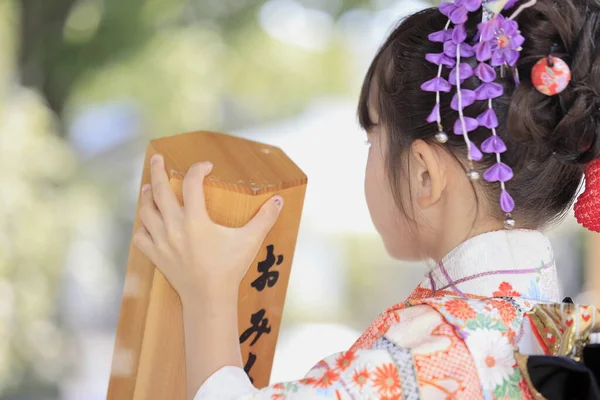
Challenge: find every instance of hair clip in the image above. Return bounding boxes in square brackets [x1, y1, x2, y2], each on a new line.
[531, 45, 571, 96]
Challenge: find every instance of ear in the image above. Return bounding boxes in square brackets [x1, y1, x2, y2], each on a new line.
[410, 139, 447, 209]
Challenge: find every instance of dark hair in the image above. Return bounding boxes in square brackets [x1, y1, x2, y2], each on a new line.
[358, 0, 600, 229]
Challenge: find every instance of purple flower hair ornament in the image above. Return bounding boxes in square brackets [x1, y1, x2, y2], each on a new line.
[424, 19, 453, 144]
[481, 134, 506, 152]
[422, 0, 539, 229]
[476, 15, 524, 66]
[444, 41, 475, 58]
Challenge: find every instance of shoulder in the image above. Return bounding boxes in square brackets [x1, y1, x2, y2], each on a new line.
[353, 295, 526, 351]
[355, 296, 538, 398]
[379, 296, 530, 359]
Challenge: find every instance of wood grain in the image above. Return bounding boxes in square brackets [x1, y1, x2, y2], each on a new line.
[108, 131, 307, 399]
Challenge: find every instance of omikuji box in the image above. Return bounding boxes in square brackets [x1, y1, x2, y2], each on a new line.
[107, 131, 307, 399]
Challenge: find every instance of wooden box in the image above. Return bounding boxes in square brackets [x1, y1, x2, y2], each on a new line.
[107, 131, 307, 399]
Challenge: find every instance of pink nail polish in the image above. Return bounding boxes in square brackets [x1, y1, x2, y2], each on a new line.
[273, 196, 284, 209]
[142, 184, 151, 193]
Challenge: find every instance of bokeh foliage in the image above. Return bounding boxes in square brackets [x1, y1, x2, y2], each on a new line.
[19, 0, 374, 137]
[3, 0, 384, 397]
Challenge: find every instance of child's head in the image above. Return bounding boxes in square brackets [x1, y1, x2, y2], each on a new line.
[360, 0, 599, 261]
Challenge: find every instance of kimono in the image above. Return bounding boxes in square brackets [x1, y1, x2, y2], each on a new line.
[195, 230, 600, 399]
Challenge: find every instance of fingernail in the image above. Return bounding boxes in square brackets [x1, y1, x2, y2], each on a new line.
[273, 196, 284, 209]
[151, 154, 162, 165]
[142, 184, 151, 193]
[205, 161, 213, 172]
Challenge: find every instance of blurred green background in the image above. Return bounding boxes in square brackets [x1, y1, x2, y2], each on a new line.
[0, 0, 595, 398]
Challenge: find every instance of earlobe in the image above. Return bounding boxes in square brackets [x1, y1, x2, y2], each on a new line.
[411, 140, 446, 209]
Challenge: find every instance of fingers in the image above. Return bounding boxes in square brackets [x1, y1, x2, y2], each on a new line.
[133, 225, 158, 264]
[139, 183, 167, 245]
[182, 161, 213, 223]
[244, 196, 284, 240]
[150, 154, 182, 229]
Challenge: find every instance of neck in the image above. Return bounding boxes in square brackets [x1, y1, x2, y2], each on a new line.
[427, 200, 505, 262]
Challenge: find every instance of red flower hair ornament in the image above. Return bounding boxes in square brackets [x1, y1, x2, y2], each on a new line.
[574, 158, 600, 233]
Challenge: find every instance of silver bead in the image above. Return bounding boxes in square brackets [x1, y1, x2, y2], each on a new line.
[435, 131, 449, 144]
[466, 169, 480, 180]
[504, 217, 516, 230]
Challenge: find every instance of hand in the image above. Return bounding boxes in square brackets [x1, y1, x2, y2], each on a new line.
[133, 154, 284, 304]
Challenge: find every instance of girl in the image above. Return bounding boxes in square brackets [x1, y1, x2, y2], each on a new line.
[133, 0, 600, 398]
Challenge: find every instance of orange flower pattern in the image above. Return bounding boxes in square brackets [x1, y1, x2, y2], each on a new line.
[351, 368, 370, 389]
[312, 368, 339, 389]
[372, 363, 401, 396]
[335, 350, 357, 371]
[489, 299, 517, 325]
[493, 282, 522, 297]
[445, 298, 477, 320]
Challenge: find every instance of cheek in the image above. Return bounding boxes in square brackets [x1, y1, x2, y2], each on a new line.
[364, 146, 423, 261]
[364, 144, 389, 229]
[364, 146, 398, 237]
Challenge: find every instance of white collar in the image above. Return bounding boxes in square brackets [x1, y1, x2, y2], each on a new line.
[420, 229, 560, 301]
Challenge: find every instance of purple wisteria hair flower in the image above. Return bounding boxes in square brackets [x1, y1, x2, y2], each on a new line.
[481, 135, 506, 153]
[448, 63, 474, 85]
[426, 53, 456, 68]
[453, 117, 479, 135]
[451, 89, 477, 110]
[429, 29, 453, 43]
[474, 62, 497, 82]
[477, 108, 499, 129]
[440, 0, 483, 24]
[422, 0, 531, 229]
[445, 41, 475, 58]
[474, 82, 503, 100]
[483, 162, 514, 182]
[475, 15, 524, 66]
[422, 77, 452, 92]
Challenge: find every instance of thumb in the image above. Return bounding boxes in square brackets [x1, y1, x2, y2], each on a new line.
[244, 196, 284, 239]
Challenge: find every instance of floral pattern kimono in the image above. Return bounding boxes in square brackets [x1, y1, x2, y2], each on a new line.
[195, 230, 600, 399]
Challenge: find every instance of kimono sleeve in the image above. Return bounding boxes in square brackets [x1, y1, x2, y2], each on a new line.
[195, 345, 414, 399]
